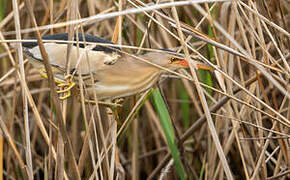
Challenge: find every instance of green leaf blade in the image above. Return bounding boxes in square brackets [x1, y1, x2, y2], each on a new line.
[152, 88, 185, 180]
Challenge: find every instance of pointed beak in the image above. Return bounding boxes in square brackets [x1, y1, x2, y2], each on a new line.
[195, 61, 215, 71]
[177, 59, 214, 71]
[178, 59, 189, 67]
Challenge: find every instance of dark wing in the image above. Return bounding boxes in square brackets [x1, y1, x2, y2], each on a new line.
[22, 33, 120, 53]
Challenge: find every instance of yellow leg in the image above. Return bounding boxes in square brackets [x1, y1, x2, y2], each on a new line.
[39, 69, 75, 100]
[39, 69, 65, 84]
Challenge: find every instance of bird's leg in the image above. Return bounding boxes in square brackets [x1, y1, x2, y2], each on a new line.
[83, 98, 122, 124]
[109, 98, 125, 125]
[38, 68, 75, 100]
[39, 68, 67, 84]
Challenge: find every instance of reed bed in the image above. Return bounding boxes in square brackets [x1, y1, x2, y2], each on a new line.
[0, 0, 289, 179]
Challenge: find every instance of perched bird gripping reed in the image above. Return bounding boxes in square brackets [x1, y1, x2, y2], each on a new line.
[21, 33, 213, 101]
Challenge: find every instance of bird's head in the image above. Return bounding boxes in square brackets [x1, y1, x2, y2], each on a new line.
[139, 50, 213, 71]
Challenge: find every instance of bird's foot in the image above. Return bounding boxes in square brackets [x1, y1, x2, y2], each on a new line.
[39, 68, 49, 80]
[39, 69, 75, 100]
[56, 75, 75, 100]
[112, 98, 124, 105]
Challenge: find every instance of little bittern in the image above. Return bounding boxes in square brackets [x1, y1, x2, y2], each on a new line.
[22, 33, 213, 100]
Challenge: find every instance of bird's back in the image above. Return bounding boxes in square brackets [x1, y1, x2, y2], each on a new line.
[22, 33, 120, 53]
[22, 33, 121, 76]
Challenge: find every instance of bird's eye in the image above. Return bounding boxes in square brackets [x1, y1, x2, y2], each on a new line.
[169, 57, 179, 63]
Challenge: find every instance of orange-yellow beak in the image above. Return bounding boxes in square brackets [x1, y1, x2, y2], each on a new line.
[178, 59, 189, 67]
[177, 59, 214, 71]
[195, 61, 215, 71]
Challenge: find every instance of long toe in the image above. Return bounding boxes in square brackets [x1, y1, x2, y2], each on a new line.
[56, 81, 75, 93]
[58, 91, 71, 100]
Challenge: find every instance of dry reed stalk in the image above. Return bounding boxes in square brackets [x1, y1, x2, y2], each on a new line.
[0, 0, 289, 179]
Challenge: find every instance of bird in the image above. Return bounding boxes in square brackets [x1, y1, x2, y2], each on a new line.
[21, 33, 213, 101]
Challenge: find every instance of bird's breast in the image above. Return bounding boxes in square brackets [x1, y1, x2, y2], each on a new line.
[86, 66, 161, 100]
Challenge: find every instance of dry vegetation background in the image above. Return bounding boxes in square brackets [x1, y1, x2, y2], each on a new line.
[0, 0, 289, 179]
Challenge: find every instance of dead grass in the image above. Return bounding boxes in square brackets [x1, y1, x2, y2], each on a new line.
[0, 0, 289, 179]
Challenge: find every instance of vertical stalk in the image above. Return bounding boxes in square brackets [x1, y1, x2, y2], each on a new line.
[12, 0, 33, 179]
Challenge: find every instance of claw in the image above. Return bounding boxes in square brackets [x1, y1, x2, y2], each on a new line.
[59, 90, 71, 100]
[112, 98, 124, 104]
[56, 75, 75, 99]
[56, 81, 75, 99]
[38, 69, 76, 100]
[39, 69, 49, 79]
[56, 81, 75, 93]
